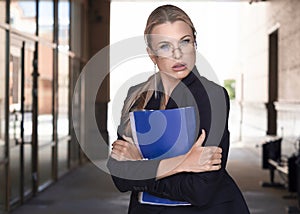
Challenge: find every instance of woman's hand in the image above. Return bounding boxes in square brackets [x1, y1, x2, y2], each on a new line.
[156, 129, 222, 179]
[176, 129, 222, 173]
[111, 135, 143, 161]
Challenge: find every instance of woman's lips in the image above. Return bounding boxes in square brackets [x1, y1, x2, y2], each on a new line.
[172, 63, 187, 71]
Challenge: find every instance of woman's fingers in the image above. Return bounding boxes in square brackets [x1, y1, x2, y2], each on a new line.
[112, 140, 129, 152]
[122, 135, 134, 144]
[112, 143, 126, 152]
[178, 131, 223, 173]
[111, 140, 127, 159]
[197, 146, 222, 165]
[209, 165, 221, 171]
[212, 152, 222, 160]
[210, 158, 222, 165]
[111, 150, 123, 161]
[111, 139, 142, 161]
[193, 129, 206, 148]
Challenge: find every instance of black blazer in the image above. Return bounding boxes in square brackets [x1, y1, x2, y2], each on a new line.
[107, 67, 250, 214]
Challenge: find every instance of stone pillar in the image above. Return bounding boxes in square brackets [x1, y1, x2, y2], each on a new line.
[87, 0, 110, 148]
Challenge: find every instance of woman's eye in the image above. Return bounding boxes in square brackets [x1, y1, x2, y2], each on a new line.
[180, 39, 191, 46]
[159, 43, 171, 52]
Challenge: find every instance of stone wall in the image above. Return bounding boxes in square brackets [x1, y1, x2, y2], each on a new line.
[236, 0, 300, 154]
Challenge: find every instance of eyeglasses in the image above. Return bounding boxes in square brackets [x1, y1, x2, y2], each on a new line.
[153, 38, 195, 58]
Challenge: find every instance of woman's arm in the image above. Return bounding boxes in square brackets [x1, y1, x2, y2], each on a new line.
[107, 129, 222, 194]
[156, 129, 222, 179]
[146, 129, 231, 207]
[110, 129, 221, 179]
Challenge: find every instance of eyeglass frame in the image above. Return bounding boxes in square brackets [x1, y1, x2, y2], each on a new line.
[150, 36, 196, 58]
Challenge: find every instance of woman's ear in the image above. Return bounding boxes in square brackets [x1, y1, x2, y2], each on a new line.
[147, 47, 157, 65]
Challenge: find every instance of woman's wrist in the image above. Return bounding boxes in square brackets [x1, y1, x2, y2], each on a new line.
[156, 155, 185, 180]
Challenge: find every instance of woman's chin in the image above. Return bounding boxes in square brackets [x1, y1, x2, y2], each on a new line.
[162, 69, 191, 80]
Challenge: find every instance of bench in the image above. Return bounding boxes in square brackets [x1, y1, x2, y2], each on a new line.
[261, 138, 285, 187]
[261, 137, 300, 214]
[261, 138, 299, 193]
[262, 138, 299, 197]
[268, 159, 288, 175]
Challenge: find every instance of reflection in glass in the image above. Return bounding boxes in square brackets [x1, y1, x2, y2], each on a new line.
[39, 146, 52, 185]
[58, 140, 68, 176]
[57, 51, 69, 175]
[39, 1, 54, 41]
[58, 51, 69, 139]
[59, 0, 70, 50]
[38, 43, 53, 185]
[57, 0, 70, 175]
[23, 45, 34, 196]
[0, 29, 5, 152]
[0, 28, 5, 207]
[9, 44, 22, 147]
[0, 164, 5, 207]
[10, 0, 36, 34]
[23, 43, 34, 143]
[9, 144, 21, 202]
[8, 40, 35, 204]
[0, 0, 6, 23]
[24, 145, 32, 195]
[38, 43, 53, 144]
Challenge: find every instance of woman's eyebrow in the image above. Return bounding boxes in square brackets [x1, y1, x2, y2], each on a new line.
[155, 35, 192, 46]
[157, 40, 170, 45]
[180, 35, 192, 40]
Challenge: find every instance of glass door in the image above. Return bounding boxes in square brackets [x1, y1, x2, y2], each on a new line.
[8, 37, 35, 207]
[37, 42, 54, 188]
[0, 27, 7, 211]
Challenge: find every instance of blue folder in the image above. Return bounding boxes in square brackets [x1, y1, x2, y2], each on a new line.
[129, 107, 196, 206]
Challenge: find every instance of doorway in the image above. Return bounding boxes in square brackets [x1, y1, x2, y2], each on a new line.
[267, 29, 279, 135]
[8, 37, 36, 207]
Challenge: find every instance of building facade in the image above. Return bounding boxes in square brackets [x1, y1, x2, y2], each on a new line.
[0, 0, 110, 212]
[232, 0, 300, 154]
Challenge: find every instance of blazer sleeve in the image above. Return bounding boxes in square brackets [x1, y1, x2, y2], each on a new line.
[107, 157, 161, 192]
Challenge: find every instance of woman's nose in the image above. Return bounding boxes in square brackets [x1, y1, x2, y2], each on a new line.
[173, 48, 182, 59]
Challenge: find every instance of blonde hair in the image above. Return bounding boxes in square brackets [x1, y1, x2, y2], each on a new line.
[144, 5, 197, 49]
[119, 5, 196, 137]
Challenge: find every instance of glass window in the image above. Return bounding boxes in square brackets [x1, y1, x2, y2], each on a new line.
[59, 0, 70, 50]
[0, 29, 5, 157]
[58, 0, 70, 138]
[0, 27, 6, 208]
[23, 42, 34, 195]
[0, 0, 6, 23]
[58, 51, 69, 139]
[57, 0, 70, 175]
[0, 164, 5, 208]
[39, 145, 52, 185]
[69, 57, 81, 165]
[10, 0, 36, 34]
[38, 43, 53, 184]
[38, 43, 53, 145]
[57, 50, 69, 175]
[39, 0, 54, 41]
[23, 42, 34, 145]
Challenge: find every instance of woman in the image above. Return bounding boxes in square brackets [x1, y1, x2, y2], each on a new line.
[107, 4, 249, 214]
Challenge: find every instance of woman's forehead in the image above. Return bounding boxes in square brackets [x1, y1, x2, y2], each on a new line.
[149, 21, 193, 45]
[151, 20, 193, 36]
